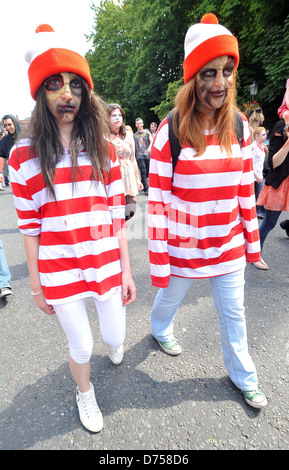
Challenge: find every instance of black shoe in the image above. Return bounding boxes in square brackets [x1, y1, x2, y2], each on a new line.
[143, 189, 148, 195]
[280, 220, 289, 237]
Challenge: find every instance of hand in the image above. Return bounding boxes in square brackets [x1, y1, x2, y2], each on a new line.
[33, 291, 55, 315]
[256, 175, 263, 183]
[122, 271, 136, 306]
[138, 181, 144, 190]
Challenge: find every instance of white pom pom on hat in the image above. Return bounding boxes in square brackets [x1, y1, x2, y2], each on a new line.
[183, 13, 239, 84]
[25, 24, 93, 100]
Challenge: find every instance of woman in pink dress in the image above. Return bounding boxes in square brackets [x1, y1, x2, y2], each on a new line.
[108, 104, 143, 220]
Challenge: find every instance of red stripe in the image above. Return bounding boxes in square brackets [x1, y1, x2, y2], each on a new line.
[149, 250, 170, 266]
[43, 196, 108, 217]
[148, 226, 169, 241]
[40, 225, 114, 246]
[169, 205, 239, 228]
[16, 208, 41, 220]
[176, 157, 243, 176]
[43, 272, 122, 300]
[38, 249, 120, 273]
[168, 222, 243, 250]
[149, 173, 172, 191]
[238, 183, 254, 197]
[148, 200, 170, 217]
[10, 182, 34, 199]
[243, 228, 260, 243]
[169, 245, 245, 269]
[173, 185, 239, 202]
[150, 274, 170, 288]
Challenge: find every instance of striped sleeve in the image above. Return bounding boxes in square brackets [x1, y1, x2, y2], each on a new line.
[237, 116, 261, 263]
[9, 142, 42, 236]
[148, 118, 172, 287]
[105, 143, 127, 233]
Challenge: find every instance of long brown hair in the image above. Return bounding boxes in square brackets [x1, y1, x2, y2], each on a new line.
[173, 71, 238, 156]
[19, 78, 110, 198]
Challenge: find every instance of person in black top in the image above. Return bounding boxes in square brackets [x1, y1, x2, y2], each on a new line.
[253, 119, 289, 270]
[0, 114, 21, 188]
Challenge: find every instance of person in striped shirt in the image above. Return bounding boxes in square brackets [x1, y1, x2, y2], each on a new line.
[148, 14, 267, 409]
[9, 25, 136, 433]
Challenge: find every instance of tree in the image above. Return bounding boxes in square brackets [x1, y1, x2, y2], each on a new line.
[87, 0, 289, 129]
[87, 0, 196, 125]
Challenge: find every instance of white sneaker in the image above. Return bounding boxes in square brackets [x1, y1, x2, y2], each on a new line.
[76, 384, 103, 432]
[108, 344, 124, 365]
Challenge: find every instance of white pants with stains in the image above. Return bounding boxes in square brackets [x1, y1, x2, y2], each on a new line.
[54, 292, 126, 364]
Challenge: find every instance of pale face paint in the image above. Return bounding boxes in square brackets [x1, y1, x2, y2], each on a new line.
[109, 108, 123, 134]
[255, 130, 267, 145]
[195, 56, 235, 119]
[110, 110, 123, 123]
[44, 72, 82, 123]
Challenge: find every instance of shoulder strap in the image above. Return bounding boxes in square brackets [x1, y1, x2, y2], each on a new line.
[167, 111, 181, 173]
[234, 109, 244, 148]
[168, 108, 244, 176]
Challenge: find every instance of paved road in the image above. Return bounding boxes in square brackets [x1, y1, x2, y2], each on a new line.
[0, 186, 288, 451]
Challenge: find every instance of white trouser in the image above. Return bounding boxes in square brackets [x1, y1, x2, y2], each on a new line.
[54, 292, 126, 364]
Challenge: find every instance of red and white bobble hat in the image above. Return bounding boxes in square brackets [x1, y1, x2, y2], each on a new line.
[25, 24, 94, 100]
[183, 13, 239, 84]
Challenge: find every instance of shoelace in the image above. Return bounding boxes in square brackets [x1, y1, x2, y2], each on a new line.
[81, 391, 101, 418]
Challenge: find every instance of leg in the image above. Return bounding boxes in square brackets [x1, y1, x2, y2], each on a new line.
[210, 269, 258, 391]
[280, 219, 289, 237]
[54, 299, 103, 432]
[137, 159, 148, 192]
[94, 291, 126, 364]
[0, 236, 12, 298]
[145, 157, 150, 178]
[254, 181, 265, 217]
[4, 160, 9, 186]
[54, 299, 93, 392]
[259, 209, 282, 250]
[151, 275, 192, 342]
[125, 194, 136, 221]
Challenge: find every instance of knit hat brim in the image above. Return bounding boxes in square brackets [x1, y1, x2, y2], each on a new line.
[28, 48, 93, 100]
[183, 35, 239, 84]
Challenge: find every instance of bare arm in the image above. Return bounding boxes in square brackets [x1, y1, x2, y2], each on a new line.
[23, 234, 55, 315]
[116, 227, 136, 306]
[272, 128, 289, 169]
[0, 157, 5, 183]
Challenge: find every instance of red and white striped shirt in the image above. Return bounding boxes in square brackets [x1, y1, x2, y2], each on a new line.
[9, 139, 126, 304]
[148, 113, 261, 288]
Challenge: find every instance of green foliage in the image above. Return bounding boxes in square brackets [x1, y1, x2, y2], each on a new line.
[87, 0, 289, 130]
[151, 77, 184, 121]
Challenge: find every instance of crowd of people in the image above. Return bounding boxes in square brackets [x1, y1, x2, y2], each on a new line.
[0, 14, 288, 434]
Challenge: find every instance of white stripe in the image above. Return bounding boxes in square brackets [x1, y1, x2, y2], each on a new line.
[38, 237, 120, 260]
[41, 261, 121, 288]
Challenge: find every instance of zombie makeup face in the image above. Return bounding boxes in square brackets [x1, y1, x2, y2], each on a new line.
[44, 72, 82, 123]
[110, 108, 123, 130]
[195, 56, 235, 118]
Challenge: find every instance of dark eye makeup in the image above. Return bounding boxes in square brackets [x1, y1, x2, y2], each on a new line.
[44, 75, 82, 92]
